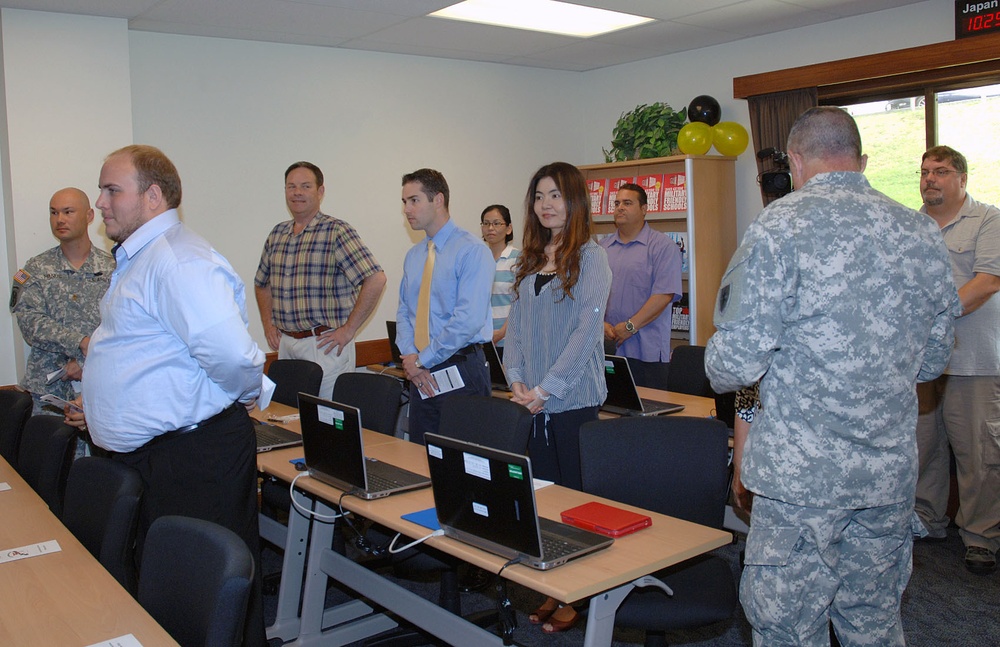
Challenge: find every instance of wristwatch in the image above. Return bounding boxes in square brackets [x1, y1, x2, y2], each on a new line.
[414, 357, 424, 370]
[625, 319, 636, 333]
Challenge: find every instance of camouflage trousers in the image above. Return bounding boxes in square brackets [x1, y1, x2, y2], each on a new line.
[742, 496, 917, 646]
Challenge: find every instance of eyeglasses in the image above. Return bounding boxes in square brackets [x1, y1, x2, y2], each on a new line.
[918, 168, 961, 178]
[481, 221, 507, 229]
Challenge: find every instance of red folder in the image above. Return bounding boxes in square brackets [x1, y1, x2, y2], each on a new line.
[560, 501, 652, 537]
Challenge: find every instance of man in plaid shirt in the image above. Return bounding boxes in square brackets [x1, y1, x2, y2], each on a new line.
[255, 161, 386, 398]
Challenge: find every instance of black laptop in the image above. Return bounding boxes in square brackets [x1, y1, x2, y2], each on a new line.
[424, 433, 613, 570]
[385, 321, 403, 367]
[253, 420, 302, 453]
[298, 393, 430, 500]
[601, 355, 685, 416]
[482, 341, 511, 392]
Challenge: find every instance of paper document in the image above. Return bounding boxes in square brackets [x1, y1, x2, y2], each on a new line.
[418, 365, 465, 399]
[0, 540, 61, 564]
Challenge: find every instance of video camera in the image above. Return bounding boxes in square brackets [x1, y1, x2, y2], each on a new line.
[756, 147, 792, 197]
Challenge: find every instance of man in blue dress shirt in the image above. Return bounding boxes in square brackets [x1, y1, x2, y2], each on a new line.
[396, 168, 493, 444]
[76, 145, 267, 647]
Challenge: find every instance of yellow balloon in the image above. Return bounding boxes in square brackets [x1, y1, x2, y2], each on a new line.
[677, 122, 713, 156]
[712, 121, 749, 157]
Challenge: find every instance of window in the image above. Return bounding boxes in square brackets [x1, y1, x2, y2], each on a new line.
[839, 83, 1000, 209]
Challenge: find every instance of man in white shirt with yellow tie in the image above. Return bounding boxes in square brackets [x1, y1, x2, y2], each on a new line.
[396, 168, 494, 444]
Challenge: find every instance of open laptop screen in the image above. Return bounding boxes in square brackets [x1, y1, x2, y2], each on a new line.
[298, 393, 367, 491]
[425, 433, 543, 561]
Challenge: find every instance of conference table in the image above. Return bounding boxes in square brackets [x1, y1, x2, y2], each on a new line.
[255, 400, 731, 647]
[365, 363, 720, 420]
[0, 456, 179, 647]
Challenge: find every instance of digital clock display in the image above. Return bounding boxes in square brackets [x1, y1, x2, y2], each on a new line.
[956, 1, 1000, 39]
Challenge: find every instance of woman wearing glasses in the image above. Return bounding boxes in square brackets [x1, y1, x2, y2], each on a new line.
[481, 204, 520, 357]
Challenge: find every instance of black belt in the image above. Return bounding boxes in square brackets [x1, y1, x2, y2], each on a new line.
[431, 344, 483, 370]
[142, 403, 241, 450]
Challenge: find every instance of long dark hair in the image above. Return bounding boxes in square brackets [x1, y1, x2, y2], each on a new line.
[513, 162, 592, 300]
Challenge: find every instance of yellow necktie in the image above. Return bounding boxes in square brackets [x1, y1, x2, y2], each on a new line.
[414, 240, 435, 351]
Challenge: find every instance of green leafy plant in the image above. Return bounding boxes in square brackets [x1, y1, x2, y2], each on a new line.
[603, 102, 688, 162]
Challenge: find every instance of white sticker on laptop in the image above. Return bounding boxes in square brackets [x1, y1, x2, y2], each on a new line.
[427, 444, 443, 459]
[462, 452, 491, 480]
[318, 405, 345, 428]
[472, 501, 489, 517]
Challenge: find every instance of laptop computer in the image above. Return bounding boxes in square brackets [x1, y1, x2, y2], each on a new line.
[385, 321, 403, 367]
[298, 392, 430, 500]
[253, 419, 303, 453]
[601, 354, 685, 417]
[423, 432, 613, 570]
[482, 341, 511, 392]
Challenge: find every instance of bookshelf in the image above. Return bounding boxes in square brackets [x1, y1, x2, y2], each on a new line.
[579, 155, 737, 346]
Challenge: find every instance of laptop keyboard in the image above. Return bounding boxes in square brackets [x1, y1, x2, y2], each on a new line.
[256, 426, 295, 447]
[541, 533, 577, 560]
[366, 473, 400, 492]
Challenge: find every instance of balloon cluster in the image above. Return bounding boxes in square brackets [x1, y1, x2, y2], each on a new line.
[677, 95, 749, 157]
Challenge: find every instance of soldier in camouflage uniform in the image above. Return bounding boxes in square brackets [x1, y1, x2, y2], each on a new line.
[705, 107, 960, 647]
[11, 188, 114, 415]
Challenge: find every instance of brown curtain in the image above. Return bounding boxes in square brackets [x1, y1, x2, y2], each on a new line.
[747, 88, 818, 206]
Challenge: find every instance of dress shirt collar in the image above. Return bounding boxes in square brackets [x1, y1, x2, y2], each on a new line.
[919, 194, 975, 230]
[427, 217, 457, 247]
[605, 222, 654, 247]
[117, 209, 180, 261]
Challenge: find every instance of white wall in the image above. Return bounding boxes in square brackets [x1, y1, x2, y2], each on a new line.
[0, 9, 133, 386]
[0, 0, 962, 383]
[128, 32, 588, 348]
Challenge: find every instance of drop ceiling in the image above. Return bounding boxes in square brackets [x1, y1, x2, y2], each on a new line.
[0, 0, 930, 71]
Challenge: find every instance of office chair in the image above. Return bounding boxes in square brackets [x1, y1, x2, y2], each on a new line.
[666, 344, 713, 397]
[138, 515, 254, 647]
[266, 358, 323, 406]
[579, 416, 737, 647]
[365, 396, 533, 646]
[260, 359, 324, 551]
[17, 415, 77, 517]
[0, 389, 33, 469]
[333, 372, 404, 437]
[62, 457, 143, 594]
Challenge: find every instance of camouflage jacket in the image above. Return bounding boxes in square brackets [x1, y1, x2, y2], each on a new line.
[706, 172, 961, 508]
[11, 245, 115, 399]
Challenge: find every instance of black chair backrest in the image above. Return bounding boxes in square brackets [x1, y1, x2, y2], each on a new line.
[138, 515, 254, 647]
[17, 415, 77, 516]
[667, 344, 714, 397]
[0, 390, 33, 468]
[62, 457, 143, 594]
[437, 395, 532, 455]
[579, 416, 730, 529]
[332, 372, 403, 436]
[267, 359, 323, 407]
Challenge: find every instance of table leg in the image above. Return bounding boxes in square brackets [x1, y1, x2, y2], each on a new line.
[582, 582, 635, 647]
[289, 498, 397, 647]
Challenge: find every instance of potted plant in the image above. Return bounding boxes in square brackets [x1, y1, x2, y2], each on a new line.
[603, 102, 687, 162]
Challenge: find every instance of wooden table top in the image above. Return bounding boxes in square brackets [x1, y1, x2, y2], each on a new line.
[0, 457, 178, 647]
[254, 410, 731, 605]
